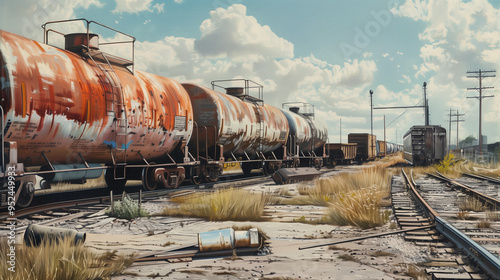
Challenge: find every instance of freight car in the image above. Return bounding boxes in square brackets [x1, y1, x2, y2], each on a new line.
[348, 133, 377, 162]
[0, 19, 328, 207]
[281, 103, 328, 170]
[403, 125, 446, 166]
[326, 143, 357, 165]
[376, 140, 403, 157]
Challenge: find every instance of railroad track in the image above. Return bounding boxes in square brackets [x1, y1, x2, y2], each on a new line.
[395, 169, 500, 279]
[0, 171, 279, 236]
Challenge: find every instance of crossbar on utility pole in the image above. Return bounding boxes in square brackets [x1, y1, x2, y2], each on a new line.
[466, 69, 496, 156]
[451, 110, 465, 152]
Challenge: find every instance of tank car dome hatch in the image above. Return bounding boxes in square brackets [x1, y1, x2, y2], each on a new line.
[226, 87, 244, 97]
[64, 33, 99, 53]
[289, 107, 300, 114]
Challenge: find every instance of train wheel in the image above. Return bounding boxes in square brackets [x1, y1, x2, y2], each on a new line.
[205, 165, 221, 182]
[314, 159, 322, 170]
[189, 166, 202, 185]
[241, 163, 253, 175]
[104, 168, 127, 193]
[16, 182, 34, 208]
[142, 164, 159, 191]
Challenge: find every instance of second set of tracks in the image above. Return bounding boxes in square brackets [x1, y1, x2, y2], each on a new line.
[394, 169, 500, 279]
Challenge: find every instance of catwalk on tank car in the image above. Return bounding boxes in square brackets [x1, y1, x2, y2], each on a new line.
[0, 19, 195, 206]
[0, 19, 329, 207]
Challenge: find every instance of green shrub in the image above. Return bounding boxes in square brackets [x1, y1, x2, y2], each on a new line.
[107, 194, 149, 220]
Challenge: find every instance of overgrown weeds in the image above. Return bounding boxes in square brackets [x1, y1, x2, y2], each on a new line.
[458, 197, 486, 212]
[162, 188, 273, 221]
[0, 238, 132, 280]
[106, 194, 149, 220]
[312, 166, 392, 229]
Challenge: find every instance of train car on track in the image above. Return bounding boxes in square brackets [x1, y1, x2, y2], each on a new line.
[326, 143, 357, 166]
[403, 125, 446, 166]
[0, 19, 328, 207]
[348, 133, 377, 162]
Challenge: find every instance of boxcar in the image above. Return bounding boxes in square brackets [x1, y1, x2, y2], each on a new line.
[326, 143, 357, 165]
[348, 133, 377, 162]
[403, 125, 446, 166]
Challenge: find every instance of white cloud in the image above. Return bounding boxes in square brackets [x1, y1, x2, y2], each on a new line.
[382, 53, 389, 58]
[1, 0, 103, 41]
[391, 0, 429, 21]
[194, 4, 294, 60]
[363, 52, 373, 58]
[399, 74, 411, 83]
[112, 0, 164, 14]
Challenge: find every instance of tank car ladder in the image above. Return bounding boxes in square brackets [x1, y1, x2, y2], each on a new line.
[87, 52, 128, 180]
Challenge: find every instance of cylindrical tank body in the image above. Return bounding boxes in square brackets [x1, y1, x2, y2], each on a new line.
[182, 83, 289, 158]
[281, 109, 328, 154]
[0, 30, 193, 167]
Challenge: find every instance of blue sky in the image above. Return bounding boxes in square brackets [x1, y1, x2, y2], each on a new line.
[2, 0, 500, 146]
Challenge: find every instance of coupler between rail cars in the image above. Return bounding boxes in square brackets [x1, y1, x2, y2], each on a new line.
[1, 142, 36, 208]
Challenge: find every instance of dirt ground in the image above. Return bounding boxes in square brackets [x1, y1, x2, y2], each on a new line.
[76, 166, 429, 280]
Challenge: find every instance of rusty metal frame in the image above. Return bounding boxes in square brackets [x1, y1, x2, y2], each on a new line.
[211, 79, 264, 105]
[42, 18, 136, 73]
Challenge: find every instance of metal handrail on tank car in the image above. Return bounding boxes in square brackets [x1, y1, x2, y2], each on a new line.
[42, 18, 136, 73]
[211, 79, 264, 104]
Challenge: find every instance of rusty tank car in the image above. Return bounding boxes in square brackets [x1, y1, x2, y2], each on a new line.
[0, 20, 194, 206]
[182, 80, 289, 180]
[0, 19, 330, 208]
[281, 103, 328, 169]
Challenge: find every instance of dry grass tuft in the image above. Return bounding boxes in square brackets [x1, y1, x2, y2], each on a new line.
[162, 188, 273, 221]
[477, 220, 491, 228]
[0, 238, 132, 280]
[459, 197, 486, 212]
[486, 211, 500, 221]
[311, 166, 392, 229]
[456, 211, 473, 220]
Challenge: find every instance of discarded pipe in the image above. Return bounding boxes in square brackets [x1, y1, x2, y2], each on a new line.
[198, 228, 260, 252]
[24, 224, 86, 247]
[299, 224, 435, 250]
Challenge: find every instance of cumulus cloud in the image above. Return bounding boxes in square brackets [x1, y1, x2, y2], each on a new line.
[194, 4, 294, 60]
[112, 0, 164, 14]
[1, 0, 103, 42]
[394, 0, 500, 141]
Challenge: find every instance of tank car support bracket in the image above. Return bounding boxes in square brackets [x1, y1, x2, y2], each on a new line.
[41, 151, 55, 171]
[230, 152, 238, 162]
[219, 145, 224, 162]
[77, 152, 90, 168]
[137, 151, 150, 165]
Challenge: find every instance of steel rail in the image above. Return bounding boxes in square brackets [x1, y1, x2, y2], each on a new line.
[463, 172, 500, 185]
[402, 169, 500, 279]
[428, 172, 500, 209]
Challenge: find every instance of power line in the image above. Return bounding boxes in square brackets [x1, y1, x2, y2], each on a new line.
[466, 69, 496, 155]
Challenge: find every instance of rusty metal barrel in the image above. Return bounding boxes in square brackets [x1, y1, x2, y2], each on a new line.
[23, 224, 86, 247]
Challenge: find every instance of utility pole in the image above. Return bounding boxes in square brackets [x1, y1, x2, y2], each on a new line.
[370, 89, 373, 136]
[467, 69, 496, 155]
[451, 110, 465, 152]
[423, 82, 429, 126]
[340, 118, 342, 143]
[447, 108, 453, 153]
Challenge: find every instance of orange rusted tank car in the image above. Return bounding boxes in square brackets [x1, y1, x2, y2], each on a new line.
[182, 82, 289, 181]
[0, 20, 193, 206]
[0, 19, 329, 208]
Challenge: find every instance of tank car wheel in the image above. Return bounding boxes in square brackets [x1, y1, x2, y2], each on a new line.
[189, 166, 202, 185]
[241, 163, 253, 175]
[16, 182, 35, 208]
[104, 168, 127, 193]
[205, 165, 221, 182]
[314, 159, 322, 170]
[142, 163, 159, 191]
